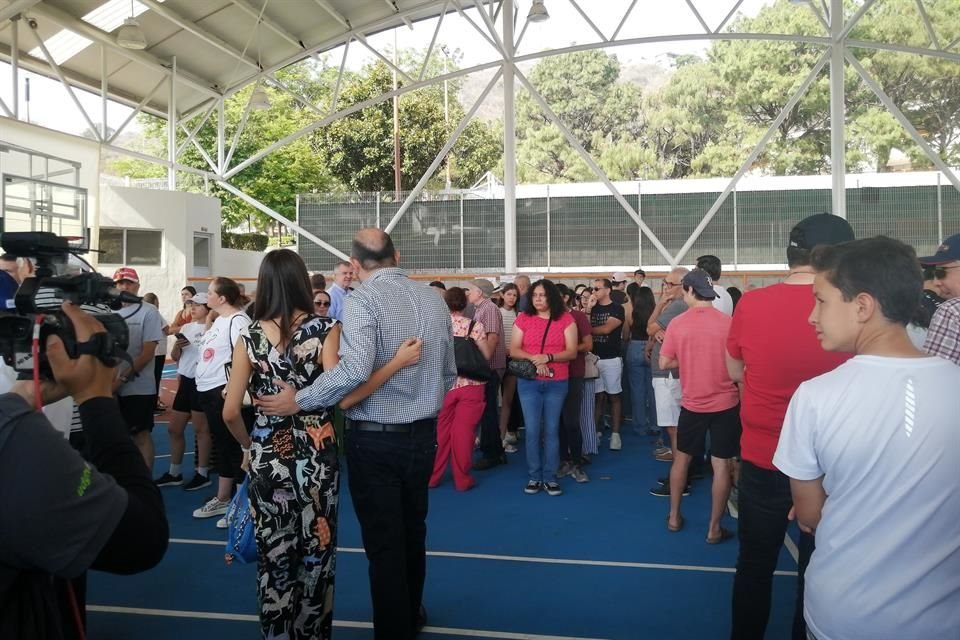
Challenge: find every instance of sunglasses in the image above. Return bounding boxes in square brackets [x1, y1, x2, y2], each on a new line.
[314, 300, 331, 307]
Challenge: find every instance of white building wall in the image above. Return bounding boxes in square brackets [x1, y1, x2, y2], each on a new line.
[97, 186, 261, 324]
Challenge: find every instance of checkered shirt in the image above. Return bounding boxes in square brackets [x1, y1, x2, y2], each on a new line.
[296, 268, 456, 422]
[924, 297, 960, 365]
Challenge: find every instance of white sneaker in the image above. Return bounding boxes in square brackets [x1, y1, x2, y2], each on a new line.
[571, 467, 590, 483]
[503, 441, 519, 454]
[504, 432, 518, 445]
[193, 497, 229, 519]
[216, 517, 228, 529]
[609, 433, 622, 451]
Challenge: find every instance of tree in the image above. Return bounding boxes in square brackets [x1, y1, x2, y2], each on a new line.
[107, 63, 339, 231]
[515, 50, 644, 182]
[321, 56, 502, 192]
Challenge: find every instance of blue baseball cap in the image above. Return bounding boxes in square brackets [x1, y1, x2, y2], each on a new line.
[919, 233, 960, 265]
[681, 269, 717, 299]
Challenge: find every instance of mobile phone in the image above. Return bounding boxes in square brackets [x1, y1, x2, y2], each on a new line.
[174, 332, 187, 341]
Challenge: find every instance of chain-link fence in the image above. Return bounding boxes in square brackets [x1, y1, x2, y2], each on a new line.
[296, 172, 960, 273]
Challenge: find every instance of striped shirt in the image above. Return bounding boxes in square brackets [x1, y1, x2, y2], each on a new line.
[924, 297, 960, 365]
[296, 267, 457, 422]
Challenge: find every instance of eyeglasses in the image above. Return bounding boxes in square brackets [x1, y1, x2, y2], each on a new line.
[662, 281, 680, 288]
[934, 266, 960, 279]
[593, 286, 606, 291]
[314, 300, 331, 307]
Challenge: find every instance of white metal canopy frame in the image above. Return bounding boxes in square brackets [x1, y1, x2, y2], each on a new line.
[2, 0, 960, 269]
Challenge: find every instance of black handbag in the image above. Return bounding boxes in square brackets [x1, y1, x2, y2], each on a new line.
[507, 317, 552, 379]
[454, 320, 493, 382]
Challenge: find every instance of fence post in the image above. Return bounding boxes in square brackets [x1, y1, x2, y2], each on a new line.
[460, 194, 465, 270]
[733, 186, 738, 268]
[546, 184, 551, 269]
[638, 181, 642, 267]
[376, 192, 381, 228]
[937, 173, 944, 243]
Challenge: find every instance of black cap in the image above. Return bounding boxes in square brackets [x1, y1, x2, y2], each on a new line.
[919, 233, 960, 265]
[681, 269, 718, 299]
[789, 213, 855, 251]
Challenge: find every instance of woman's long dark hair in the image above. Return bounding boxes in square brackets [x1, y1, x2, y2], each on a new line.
[524, 279, 566, 320]
[253, 249, 314, 345]
[631, 287, 656, 334]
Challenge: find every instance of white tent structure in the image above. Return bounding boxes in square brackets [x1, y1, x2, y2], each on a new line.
[1, 0, 959, 270]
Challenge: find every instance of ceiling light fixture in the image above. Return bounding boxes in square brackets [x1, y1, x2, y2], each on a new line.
[116, 0, 146, 50]
[249, 84, 271, 111]
[528, 0, 550, 23]
[249, 21, 270, 111]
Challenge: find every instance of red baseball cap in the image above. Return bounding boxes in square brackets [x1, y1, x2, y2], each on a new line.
[113, 267, 140, 284]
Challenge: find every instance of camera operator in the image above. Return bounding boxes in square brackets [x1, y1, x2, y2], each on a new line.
[0, 302, 169, 640]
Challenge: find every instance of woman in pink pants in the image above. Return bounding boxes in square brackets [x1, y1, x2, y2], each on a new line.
[430, 287, 493, 491]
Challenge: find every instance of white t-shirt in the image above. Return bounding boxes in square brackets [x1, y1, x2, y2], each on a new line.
[114, 302, 165, 397]
[195, 311, 251, 393]
[773, 355, 960, 640]
[711, 284, 733, 316]
[176, 321, 207, 379]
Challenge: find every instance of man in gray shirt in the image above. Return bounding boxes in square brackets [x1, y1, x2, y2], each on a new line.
[112, 267, 165, 471]
[258, 228, 456, 640]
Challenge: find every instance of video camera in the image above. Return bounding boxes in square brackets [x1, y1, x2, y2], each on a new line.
[0, 232, 138, 378]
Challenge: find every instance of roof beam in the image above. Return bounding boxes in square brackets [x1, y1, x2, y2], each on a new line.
[0, 43, 168, 118]
[138, 0, 259, 69]
[228, 0, 304, 50]
[311, 0, 351, 30]
[220, 0, 452, 97]
[26, 1, 221, 99]
[0, 0, 41, 23]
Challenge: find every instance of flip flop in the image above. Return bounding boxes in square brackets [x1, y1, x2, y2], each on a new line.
[706, 527, 735, 544]
[667, 515, 684, 532]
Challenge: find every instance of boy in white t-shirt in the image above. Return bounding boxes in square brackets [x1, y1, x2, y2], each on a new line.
[773, 236, 960, 640]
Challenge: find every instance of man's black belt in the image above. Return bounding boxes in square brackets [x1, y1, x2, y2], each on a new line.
[346, 418, 435, 433]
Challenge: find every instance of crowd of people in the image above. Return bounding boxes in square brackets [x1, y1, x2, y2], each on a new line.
[3, 214, 959, 640]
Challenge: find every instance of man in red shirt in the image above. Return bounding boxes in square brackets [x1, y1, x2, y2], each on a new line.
[660, 269, 740, 543]
[726, 212, 854, 640]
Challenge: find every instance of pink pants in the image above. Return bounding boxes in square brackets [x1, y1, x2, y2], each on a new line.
[430, 384, 486, 491]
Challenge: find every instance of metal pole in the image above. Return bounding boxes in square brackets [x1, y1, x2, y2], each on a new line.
[459, 194, 465, 270]
[546, 184, 551, 269]
[376, 192, 381, 228]
[392, 30, 402, 196]
[11, 15, 19, 118]
[503, 0, 517, 273]
[168, 56, 177, 191]
[443, 50, 452, 191]
[830, 0, 846, 219]
[638, 181, 642, 266]
[733, 187, 739, 267]
[217, 98, 225, 174]
[937, 172, 943, 243]
[101, 44, 108, 141]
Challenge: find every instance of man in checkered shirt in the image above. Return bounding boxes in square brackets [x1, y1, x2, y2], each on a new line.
[258, 228, 456, 640]
[921, 233, 960, 364]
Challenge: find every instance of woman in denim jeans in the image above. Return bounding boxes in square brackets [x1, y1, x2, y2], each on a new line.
[510, 280, 578, 496]
[624, 287, 658, 435]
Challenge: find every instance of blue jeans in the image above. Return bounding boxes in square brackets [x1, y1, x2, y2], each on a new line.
[517, 378, 569, 482]
[626, 340, 656, 431]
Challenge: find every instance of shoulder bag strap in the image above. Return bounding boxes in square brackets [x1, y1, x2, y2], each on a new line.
[539, 317, 553, 354]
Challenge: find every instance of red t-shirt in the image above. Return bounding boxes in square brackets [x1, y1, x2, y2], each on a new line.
[569, 309, 591, 378]
[660, 306, 738, 413]
[727, 283, 851, 469]
[514, 311, 575, 381]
